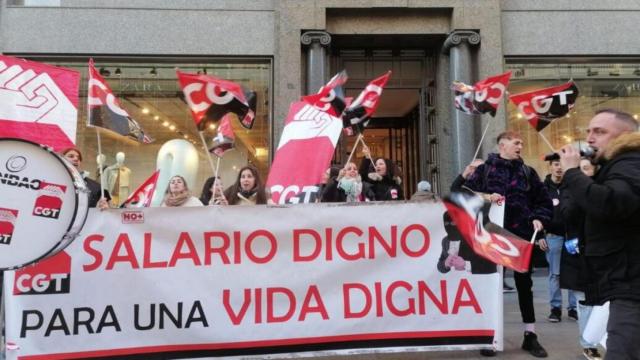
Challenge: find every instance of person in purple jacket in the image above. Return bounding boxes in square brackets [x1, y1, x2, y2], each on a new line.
[463, 130, 553, 358]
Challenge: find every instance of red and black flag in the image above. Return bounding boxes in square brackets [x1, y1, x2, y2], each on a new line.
[87, 59, 152, 143]
[301, 70, 349, 117]
[342, 71, 391, 135]
[509, 81, 579, 132]
[208, 113, 235, 158]
[443, 193, 534, 273]
[176, 70, 257, 130]
[452, 71, 511, 117]
[120, 169, 160, 208]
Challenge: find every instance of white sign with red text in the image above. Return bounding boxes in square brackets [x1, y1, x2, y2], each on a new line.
[3, 202, 502, 359]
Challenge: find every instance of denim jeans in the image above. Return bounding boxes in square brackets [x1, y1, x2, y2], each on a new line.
[545, 234, 577, 310]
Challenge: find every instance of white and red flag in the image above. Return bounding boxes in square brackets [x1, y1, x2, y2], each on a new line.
[266, 101, 343, 204]
[176, 70, 257, 130]
[0, 55, 79, 151]
[443, 193, 534, 273]
[87, 59, 152, 143]
[453, 71, 511, 117]
[342, 70, 391, 134]
[509, 81, 579, 132]
[120, 169, 160, 208]
[301, 70, 349, 117]
[209, 113, 236, 157]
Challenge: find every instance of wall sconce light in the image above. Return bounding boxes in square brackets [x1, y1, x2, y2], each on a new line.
[114, 68, 122, 76]
[149, 67, 157, 76]
[99, 67, 111, 77]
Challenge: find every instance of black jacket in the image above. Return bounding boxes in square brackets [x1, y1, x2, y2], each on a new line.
[561, 132, 640, 305]
[543, 175, 566, 236]
[320, 177, 374, 203]
[557, 183, 588, 292]
[85, 176, 111, 208]
[359, 158, 404, 201]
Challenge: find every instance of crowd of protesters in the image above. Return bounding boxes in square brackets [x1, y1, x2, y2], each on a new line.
[55, 108, 639, 359]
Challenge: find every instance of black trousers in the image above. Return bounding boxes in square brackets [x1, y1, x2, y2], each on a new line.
[514, 270, 536, 324]
[606, 299, 640, 360]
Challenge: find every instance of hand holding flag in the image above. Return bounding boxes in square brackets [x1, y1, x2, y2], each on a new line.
[342, 71, 391, 135]
[453, 71, 511, 117]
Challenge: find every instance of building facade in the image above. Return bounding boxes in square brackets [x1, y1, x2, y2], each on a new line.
[2, 0, 639, 201]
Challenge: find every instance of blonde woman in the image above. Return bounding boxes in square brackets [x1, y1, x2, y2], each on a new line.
[321, 162, 373, 203]
[161, 175, 203, 207]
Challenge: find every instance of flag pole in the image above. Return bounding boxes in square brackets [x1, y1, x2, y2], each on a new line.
[471, 116, 494, 162]
[537, 131, 556, 153]
[530, 228, 539, 244]
[213, 156, 228, 203]
[358, 135, 376, 164]
[95, 127, 105, 201]
[198, 131, 218, 175]
[345, 133, 363, 165]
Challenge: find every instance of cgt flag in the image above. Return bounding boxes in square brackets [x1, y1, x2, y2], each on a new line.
[120, 170, 160, 208]
[266, 101, 343, 204]
[87, 59, 152, 143]
[301, 70, 349, 117]
[509, 81, 579, 132]
[342, 71, 391, 135]
[208, 113, 235, 157]
[0, 55, 80, 151]
[443, 193, 533, 273]
[177, 70, 257, 130]
[452, 71, 511, 117]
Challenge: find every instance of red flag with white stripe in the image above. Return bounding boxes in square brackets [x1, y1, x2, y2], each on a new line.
[87, 59, 152, 143]
[176, 70, 257, 130]
[0, 55, 79, 151]
[120, 170, 160, 208]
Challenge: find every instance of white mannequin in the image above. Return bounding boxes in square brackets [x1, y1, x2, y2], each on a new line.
[105, 152, 131, 202]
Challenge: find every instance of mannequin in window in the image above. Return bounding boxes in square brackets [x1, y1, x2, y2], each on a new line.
[105, 152, 131, 205]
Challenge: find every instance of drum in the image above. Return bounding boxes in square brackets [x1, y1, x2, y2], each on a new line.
[0, 138, 89, 270]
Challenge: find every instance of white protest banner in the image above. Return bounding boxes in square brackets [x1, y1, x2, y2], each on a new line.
[3, 202, 502, 359]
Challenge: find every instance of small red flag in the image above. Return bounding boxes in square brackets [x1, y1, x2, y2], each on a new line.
[120, 170, 160, 208]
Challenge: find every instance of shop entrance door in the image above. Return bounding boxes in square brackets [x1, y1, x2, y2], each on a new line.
[331, 48, 440, 196]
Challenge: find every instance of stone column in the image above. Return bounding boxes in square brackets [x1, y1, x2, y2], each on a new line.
[443, 30, 481, 175]
[300, 31, 331, 95]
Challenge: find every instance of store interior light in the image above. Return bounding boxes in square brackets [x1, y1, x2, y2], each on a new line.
[634, 114, 639, 120]
[142, 108, 150, 114]
[169, 125, 176, 131]
[209, 123, 216, 130]
[162, 121, 170, 127]
[153, 115, 160, 121]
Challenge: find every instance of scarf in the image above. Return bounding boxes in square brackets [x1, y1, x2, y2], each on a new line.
[338, 176, 363, 202]
[163, 191, 191, 207]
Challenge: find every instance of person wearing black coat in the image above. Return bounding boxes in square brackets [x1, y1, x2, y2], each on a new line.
[558, 109, 640, 358]
[541, 161, 578, 323]
[359, 145, 404, 201]
[61, 147, 111, 209]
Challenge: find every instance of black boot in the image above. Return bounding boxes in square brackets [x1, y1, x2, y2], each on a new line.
[521, 331, 548, 358]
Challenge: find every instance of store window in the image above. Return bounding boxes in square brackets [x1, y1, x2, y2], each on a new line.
[505, 62, 640, 175]
[39, 58, 271, 205]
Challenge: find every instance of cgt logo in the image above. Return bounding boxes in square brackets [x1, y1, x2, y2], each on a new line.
[0, 207, 19, 245]
[13, 251, 71, 295]
[32, 182, 66, 219]
[122, 211, 144, 224]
